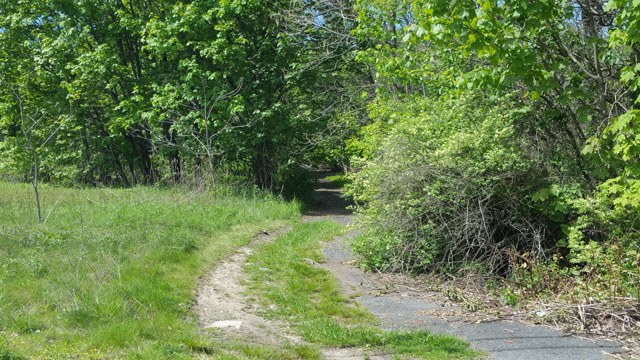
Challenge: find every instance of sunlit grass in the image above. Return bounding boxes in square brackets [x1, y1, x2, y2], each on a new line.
[0, 182, 300, 359]
[324, 174, 349, 188]
[245, 221, 482, 359]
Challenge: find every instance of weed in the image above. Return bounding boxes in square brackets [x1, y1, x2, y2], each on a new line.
[0, 348, 23, 360]
[501, 287, 520, 307]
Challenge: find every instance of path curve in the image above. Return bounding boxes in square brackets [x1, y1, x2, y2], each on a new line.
[308, 172, 622, 360]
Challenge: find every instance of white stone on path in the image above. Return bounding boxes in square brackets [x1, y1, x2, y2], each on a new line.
[205, 320, 243, 330]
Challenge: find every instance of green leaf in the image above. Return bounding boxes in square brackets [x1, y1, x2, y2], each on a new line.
[532, 188, 551, 202]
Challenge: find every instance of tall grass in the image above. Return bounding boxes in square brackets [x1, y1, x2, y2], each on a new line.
[0, 182, 299, 359]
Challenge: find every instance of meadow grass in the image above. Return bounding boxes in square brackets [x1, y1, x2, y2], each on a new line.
[245, 221, 482, 359]
[0, 182, 300, 359]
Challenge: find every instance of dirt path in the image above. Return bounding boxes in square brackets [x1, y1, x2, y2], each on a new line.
[194, 173, 388, 359]
[308, 173, 623, 360]
[195, 227, 303, 345]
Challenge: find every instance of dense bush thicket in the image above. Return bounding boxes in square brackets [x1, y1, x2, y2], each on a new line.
[347, 94, 546, 272]
[348, 93, 640, 299]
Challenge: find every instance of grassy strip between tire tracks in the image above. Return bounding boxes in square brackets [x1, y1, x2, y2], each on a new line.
[245, 220, 483, 359]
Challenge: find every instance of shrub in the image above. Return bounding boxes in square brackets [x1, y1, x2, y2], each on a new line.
[346, 93, 556, 273]
[563, 192, 640, 301]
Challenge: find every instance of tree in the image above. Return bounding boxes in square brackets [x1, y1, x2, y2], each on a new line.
[0, 75, 68, 222]
[0, 0, 349, 195]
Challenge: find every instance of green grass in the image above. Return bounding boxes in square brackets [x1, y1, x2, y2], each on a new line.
[0, 182, 481, 359]
[0, 182, 300, 359]
[213, 342, 322, 360]
[324, 174, 349, 188]
[245, 221, 482, 359]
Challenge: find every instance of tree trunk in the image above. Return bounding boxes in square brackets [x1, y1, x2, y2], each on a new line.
[195, 155, 202, 184]
[253, 140, 275, 190]
[33, 151, 42, 223]
[162, 120, 181, 184]
[81, 124, 93, 184]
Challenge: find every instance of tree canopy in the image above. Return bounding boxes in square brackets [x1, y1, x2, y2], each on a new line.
[0, 0, 356, 196]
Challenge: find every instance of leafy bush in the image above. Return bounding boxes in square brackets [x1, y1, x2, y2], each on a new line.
[563, 193, 640, 300]
[347, 91, 640, 301]
[347, 93, 557, 273]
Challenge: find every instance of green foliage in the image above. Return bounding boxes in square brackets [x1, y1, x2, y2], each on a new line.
[345, 0, 640, 305]
[501, 287, 520, 307]
[347, 93, 552, 272]
[2, 0, 640, 312]
[0, 182, 299, 358]
[563, 194, 640, 300]
[0, 0, 345, 196]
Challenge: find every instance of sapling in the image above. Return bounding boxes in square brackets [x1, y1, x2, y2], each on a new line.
[1, 75, 67, 222]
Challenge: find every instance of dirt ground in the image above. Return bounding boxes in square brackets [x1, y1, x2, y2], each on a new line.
[194, 179, 385, 359]
[194, 227, 305, 346]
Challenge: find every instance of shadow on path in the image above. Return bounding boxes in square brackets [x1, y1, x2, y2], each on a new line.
[303, 171, 353, 225]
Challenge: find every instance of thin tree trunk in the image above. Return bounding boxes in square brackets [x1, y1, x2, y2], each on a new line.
[81, 124, 93, 184]
[195, 155, 202, 184]
[33, 151, 42, 223]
